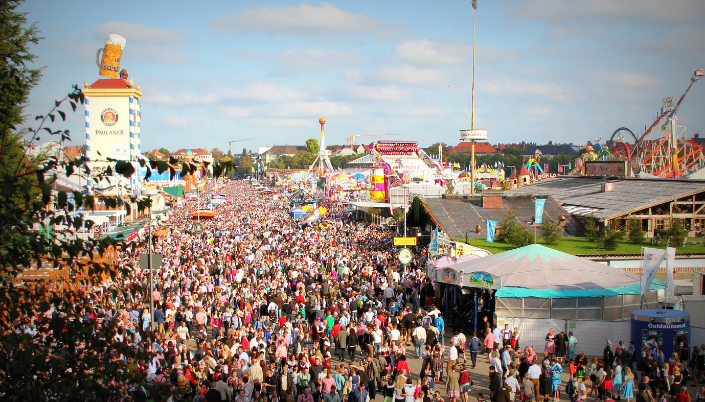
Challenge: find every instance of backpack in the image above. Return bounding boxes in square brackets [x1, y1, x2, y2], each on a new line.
[566, 380, 576, 401]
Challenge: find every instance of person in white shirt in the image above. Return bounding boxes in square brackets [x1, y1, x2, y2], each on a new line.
[177, 322, 190, 341]
[527, 363, 542, 401]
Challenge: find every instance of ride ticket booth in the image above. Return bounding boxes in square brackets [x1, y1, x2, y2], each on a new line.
[630, 309, 690, 363]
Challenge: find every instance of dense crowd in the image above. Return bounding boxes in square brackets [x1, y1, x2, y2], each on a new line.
[5, 179, 705, 402]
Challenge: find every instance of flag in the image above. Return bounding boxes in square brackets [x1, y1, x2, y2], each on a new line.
[494, 162, 498, 169]
[558, 164, 563, 173]
[641, 247, 668, 296]
[486, 220, 497, 243]
[431, 226, 439, 252]
[569, 162, 572, 170]
[665, 247, 676, 298]
[534, 199, 546, 224]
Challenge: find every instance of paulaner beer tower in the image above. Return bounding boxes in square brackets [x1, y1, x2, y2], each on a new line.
[82, 34, 144, 219]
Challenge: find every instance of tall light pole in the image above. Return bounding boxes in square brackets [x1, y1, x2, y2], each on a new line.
[142, 188, 158, 329]
[459, 0, 487, 196]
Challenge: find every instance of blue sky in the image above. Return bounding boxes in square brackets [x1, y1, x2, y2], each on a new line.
[20, 0, 705, 153]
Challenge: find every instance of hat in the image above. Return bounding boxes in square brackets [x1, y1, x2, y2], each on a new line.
[607, 340, 613, 346]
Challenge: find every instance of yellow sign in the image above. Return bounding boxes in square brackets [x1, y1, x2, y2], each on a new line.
[394, 237, 417, 246]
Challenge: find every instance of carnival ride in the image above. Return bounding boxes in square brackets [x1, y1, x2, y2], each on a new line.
[588, 68, 704, 178]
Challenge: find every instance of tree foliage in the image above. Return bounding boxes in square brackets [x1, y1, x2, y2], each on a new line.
[540, 216, 563, 244]
[665, 218, 687, 247]
[497, 209, 535, 247]
[595, 221, 625, 250]
[305, 138, 319, 155]
[628, 218, 646, 244]
[583, 214, 599, 241]
[236, 152, 253, 176]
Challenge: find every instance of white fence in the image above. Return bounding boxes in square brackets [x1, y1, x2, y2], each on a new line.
[498, 317, 631, 357]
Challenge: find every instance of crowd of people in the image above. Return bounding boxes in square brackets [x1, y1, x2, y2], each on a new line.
[6, 178, 705, 402]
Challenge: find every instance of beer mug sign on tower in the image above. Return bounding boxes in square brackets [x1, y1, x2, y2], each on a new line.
[96, 34, 126, 78]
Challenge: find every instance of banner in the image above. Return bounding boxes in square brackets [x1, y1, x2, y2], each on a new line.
[431, 226, 438, 252]
[641, 247, 667, 296]
[665, 247, 676, 298]
[486, 220, 497, 243]
[534, 199, 546, 224]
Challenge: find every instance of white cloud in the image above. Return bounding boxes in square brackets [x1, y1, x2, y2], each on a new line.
[595, 71, 665, 89]
[92, 21, 191, 64]
[509, 0, 705, 22]
[386, 106, 444, 117]
[345, 85, 409, 101]
[210, 2, 401, 38]
[393, 39, 521, 66]
[248, 118, 313, 128]
[146, 91, 219, 106]
[480, 78, 568, 101]
[218, 82, 308, 103]
[522, 106, 553, 117]
[276, 48, 358, 73]
[93, 21, 189, 42]
[377, 64, 442, 86]
[342, 70, 363, 83]
[222, 107, 252, 118]
[276, 102, 353, 117]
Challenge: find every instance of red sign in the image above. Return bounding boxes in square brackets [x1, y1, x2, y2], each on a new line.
[584, 161, 628, 177]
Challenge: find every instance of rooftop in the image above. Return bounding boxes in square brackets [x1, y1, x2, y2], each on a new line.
[88, 79, 133, 90]
[425, 196, 581, 240]
[505, 176, 705, 220]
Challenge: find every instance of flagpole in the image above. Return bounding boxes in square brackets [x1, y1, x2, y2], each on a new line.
[640, 246, 644, 308]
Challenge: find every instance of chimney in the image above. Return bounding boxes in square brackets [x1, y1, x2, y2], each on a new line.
[601, 182, 616, 193]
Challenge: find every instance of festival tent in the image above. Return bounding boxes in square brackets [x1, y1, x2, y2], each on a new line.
[437, 244, 664, 322]
[444, 244, 663, 298]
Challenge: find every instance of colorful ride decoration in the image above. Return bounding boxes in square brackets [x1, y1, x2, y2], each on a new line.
[370, 163, 390, 201]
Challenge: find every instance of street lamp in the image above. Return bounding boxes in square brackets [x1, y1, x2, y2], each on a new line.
[141, 188, 158, 330]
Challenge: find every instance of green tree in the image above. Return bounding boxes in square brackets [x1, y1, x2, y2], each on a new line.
[628, 218, 646, 244]
[540, 216, 563, 244]
[158, 147, 171, 158]
[236, 153, 253, 175]
[595, 221, 625, 250]
[583, 214, 599, 241]
[425, 142, 452, 160]
[498, 209, 535, 247]
[666, 218, 687, 247]
[306, 138, 319, 155]
[210, 147, 224, 162]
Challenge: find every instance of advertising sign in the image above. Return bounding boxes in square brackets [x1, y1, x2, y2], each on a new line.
[437, 268, 460, 285]
[486, 220, 497, 243]
[585, 160, 628, 177]
[466, 271, 496, 288]
[641, 247, 667, 296]
[397, 247, 413, 265]
[394, 237, 418, 246]
[534, 199, 546, 224]
[459, 129, 488, 140]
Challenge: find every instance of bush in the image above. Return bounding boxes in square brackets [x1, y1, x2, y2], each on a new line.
[540, 216, 563, 245]
[595, 221, 624, 250]
[498, 209, 535, 247]
[666, 218, 687, 247]
[628, 218, 645, 244]
[584, 214, 599, 241]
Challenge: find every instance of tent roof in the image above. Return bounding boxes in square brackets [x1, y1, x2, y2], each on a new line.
[447, 244, 659, 297]
[162, 186, 184, 198]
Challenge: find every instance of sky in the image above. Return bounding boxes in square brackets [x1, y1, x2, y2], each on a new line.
[19, 0, 705, 153]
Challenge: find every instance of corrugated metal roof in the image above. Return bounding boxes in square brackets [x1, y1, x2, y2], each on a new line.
[506, 176, 705, 220]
